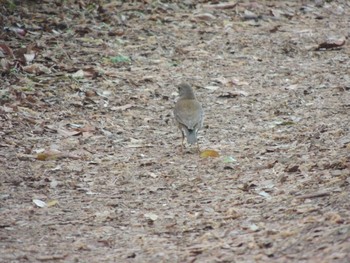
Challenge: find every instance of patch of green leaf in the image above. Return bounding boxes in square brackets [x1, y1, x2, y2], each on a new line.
[3, 0, 17, 11]
[110, 55, 131, 63]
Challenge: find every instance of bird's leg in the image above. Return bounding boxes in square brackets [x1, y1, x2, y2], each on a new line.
[196, 142, 200, 153]
[195, 131, 200, 153]
[181, 130, 185, 153]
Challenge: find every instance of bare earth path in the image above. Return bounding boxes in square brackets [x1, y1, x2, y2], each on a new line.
[1, 1, 350, 262]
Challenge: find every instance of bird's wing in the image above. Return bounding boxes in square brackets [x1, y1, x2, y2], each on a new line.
[174, 100, 203, 130]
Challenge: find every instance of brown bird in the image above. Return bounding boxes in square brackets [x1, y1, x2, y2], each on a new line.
[174, 83, 204, 151]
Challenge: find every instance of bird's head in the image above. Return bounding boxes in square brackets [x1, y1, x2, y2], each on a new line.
[178, 82, 196, 99]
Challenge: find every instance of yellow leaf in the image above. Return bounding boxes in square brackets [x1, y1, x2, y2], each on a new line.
[47, 200, 59, 207]
[200, 149, 220, 158]
[36, 150, 62, 161]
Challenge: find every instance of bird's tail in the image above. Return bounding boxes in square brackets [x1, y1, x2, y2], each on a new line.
[185, 129, 197, 144]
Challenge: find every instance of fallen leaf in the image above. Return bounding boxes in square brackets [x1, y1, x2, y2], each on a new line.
[0, 58, 11, 71]
[47, 200, 59, 207]
[243, 10, 259, 20]
[148, 172, 159, 178]
[249, 223, 259, 232]
[0, 44, 14, 58]
[8, 26, 27, 37]
[258, 191, 271, 198]
[325, 212, 344, 224]
[36, 150, 63, 161]
[218, 92, 246, 98]
[223, 156, 236, 163]
[200, 149, 220, 158]
[203, 85, 220, 91]
[285, 165, 300, 173]
[110, 55, 130, 63]
[144, 213, 158, 221]
[315, 38, 346, 51]
[71, 69, 85, 78]
[193, 13, 216, 21]
[22, 63, 51, 74]
[24, 53, 35, 64]
[111, 104, 134, 111]
[57, 128, 82, 137]
[203, 2, 238, 10]
[33, 199, 47, 208]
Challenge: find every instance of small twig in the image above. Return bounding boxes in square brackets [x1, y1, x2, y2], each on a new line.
[296, 191, 330, 199]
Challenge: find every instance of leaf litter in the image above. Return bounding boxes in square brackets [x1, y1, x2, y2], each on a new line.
[0, 0, 350, 262]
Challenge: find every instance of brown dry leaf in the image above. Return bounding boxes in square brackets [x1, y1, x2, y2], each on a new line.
[83, 67, 100, 78]
[75, 125, 96, 134]
[324, 212, 344, 224]
[193, 13, 216, 21]
[269, 25, 281, 33]
[111, 104, 134, 111]
[200, 149, 220, 158]
[127, 143, 154, 148]
[75, 126, 96, 138]
[225, 208, 241, 219]
[22, 63, 51, 74]
[85, 90, 98, 97]
[0, 58, 11, 72]
[36, 150, 80, 161]
[36, 255, 67, 261]
[17, 106, 40, 118]
[203, 2, 238, 10]
[279, 230, 298, 238]
[57, 128, 82, 137]
[0, 43, 14, 58]
[36, 150, 64, 161]
[218, 91, 248, 98]
[315, 38, 346, 51]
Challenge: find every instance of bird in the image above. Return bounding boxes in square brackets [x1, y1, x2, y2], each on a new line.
[174, 82, 204, 151]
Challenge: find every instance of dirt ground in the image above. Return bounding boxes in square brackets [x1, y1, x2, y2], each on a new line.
[1, 1, 350, 262]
